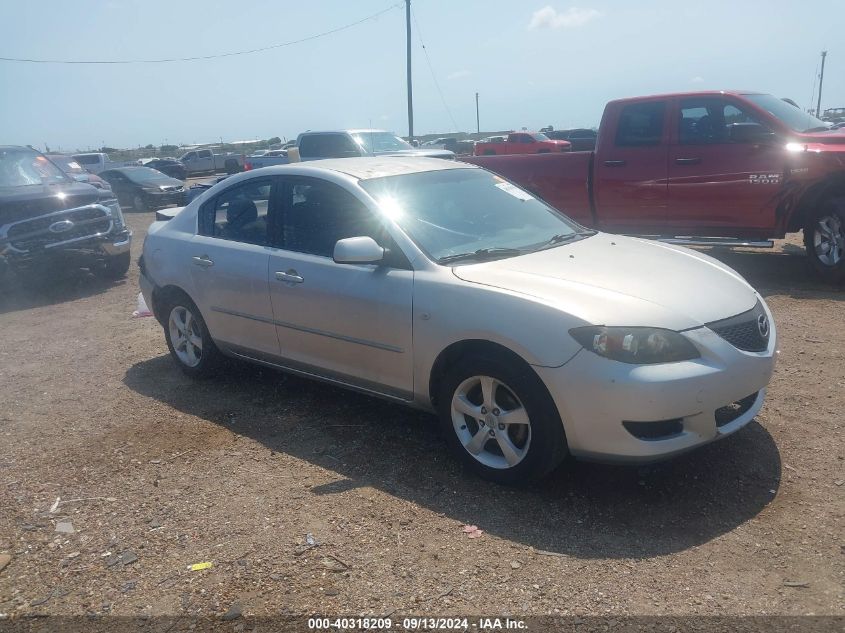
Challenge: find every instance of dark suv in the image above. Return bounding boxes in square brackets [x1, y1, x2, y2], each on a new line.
[0, 146, 132, 281]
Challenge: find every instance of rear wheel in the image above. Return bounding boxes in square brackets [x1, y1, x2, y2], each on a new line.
[162, 294, 223, 378]
[804, 198, 845, 283]
[437, 355, 568, 484]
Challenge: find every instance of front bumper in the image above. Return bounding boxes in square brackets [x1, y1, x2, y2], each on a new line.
[534, 308, 777, 463]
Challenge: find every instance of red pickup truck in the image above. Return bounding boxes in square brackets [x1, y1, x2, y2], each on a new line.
[466, 91, 845, 282]
[473, 132, 571, 156]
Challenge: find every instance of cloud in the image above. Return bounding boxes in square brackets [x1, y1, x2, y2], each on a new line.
[689, 76, 705, 84]
[528, 6, 603, 30]
[447, 70, 471, 80]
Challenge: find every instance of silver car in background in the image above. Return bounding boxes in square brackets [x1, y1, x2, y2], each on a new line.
[139, 158, 776, 483]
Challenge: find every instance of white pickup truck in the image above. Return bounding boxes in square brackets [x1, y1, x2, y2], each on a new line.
[72, 152, 127, 174]
[178, 149, 244, 176]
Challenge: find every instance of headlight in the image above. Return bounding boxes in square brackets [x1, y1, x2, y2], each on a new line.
[105, 200, 125, 230]
[569, 326, 700, 364]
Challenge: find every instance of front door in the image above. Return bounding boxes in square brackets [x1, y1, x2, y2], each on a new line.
[593, 99, 670, 233]
[267, 177, 414, 398]
[666, 96, 785, 233]
[188, 176, 280, 358]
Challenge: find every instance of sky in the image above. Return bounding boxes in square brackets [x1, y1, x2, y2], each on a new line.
[0, 0, 841, 152]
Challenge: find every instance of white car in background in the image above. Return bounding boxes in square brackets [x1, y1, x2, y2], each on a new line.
[139, 158, 777, 483]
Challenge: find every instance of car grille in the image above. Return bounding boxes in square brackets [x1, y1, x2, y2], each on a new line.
[706, 301, 770, 352]
[715, 393, 758, 427]
[2, 204, 113, 254]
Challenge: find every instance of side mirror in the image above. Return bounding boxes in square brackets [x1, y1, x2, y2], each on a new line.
[729, 123, 777, 144]
[333, 236, 385, 265]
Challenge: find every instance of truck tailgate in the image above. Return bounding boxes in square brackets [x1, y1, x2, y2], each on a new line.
[461, 153, 593, 226]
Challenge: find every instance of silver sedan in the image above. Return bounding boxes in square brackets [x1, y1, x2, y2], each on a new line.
[139, 157, 776, 483]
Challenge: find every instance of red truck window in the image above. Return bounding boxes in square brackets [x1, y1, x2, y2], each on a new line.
[679, 98, 765, 144]
[615, 101, 666, 147]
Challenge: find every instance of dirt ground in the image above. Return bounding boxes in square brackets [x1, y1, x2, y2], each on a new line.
[0, 211, 842, 623]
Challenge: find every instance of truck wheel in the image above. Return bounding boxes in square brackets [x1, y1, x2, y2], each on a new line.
[92, 252, 131, 281]
[437, 354, 568, 484]
[224, 158, 241, 175]
[804, 198, 845, 283]
[132, 194, 147, 212]
[537, 149, 551, 153]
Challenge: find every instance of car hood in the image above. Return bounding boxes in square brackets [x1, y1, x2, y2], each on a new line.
[0, 181, 107, 225]
[376, 149, 455, 159]
[451, 233, 758, 330]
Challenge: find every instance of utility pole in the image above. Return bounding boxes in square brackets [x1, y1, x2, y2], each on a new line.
[475, 92, 480, 134]
[816, 50, 827, 118]
[406, 0, 414, 141]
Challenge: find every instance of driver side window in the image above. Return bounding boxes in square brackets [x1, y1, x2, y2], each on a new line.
[679, 98, 766, 144]
[280, 178, 389, 258]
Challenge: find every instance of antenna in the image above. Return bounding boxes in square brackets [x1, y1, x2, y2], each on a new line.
[816, 50, 828, 118]
[405, 0, 414, 141]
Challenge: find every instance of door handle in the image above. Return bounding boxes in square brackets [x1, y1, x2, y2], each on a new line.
[675, 157, 702, 165]
[275, 270, 304, 284]
[603, 160, 626, 167]
[192, 255, 214, 268]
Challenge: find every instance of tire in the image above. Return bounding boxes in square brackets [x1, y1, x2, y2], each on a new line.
[91, 251, 130, 281]
[804, 197, 845, 284]
[224, 159, 241, 175]
[436, 354, 568, 484]
[161, 293, 223, 378]
[132, 193, 148, 212]
[537, 149, 551, 153]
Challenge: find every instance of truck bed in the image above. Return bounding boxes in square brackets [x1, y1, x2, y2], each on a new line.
[461, 153, 594, 226]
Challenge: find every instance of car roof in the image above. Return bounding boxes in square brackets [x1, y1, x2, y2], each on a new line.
[608, 90, 765, 105]
[262, 157, 475, 181]
[298, 129, 390, 136]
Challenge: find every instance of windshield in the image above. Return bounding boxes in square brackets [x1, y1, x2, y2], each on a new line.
[532, 133, 550, 141]
[0, 148, 69, 187]
[351, 132, 413, 153]
[359, 168, 585, 263]
[123, 167, 174, 184]
[743, 94, 830, 133]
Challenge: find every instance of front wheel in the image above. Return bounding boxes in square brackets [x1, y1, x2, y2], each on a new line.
[437, 355, 568, 484]
[91, 252, 130, 280]
[804, 198, 845, 283]
[162, 295, 223, 378]
[132, 193, 148, 212]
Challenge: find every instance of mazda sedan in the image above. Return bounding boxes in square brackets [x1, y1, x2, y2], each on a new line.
[139, 158, 777, 483]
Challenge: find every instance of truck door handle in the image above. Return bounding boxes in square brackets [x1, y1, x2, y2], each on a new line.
[192, 255, 214, 268]
[603, 160, 626, 167]
[275, 270, 304, 284]
[675, 157, 702, 165]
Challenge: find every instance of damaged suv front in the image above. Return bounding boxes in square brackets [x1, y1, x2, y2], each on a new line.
[0, 146, 132, 281]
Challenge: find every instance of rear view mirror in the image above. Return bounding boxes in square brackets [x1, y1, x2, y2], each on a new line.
[333, 236, 384, 265]
[729, 123, 776, 144]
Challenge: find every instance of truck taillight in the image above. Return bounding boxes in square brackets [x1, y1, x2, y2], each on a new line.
[244, 161, 252, 171]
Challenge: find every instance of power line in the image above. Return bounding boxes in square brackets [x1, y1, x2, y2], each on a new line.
[0, 3, 402, 64]
[410, 4, 460, 133]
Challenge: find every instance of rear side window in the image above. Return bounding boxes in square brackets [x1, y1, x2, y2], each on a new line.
[73, 154, 100, 165]
[298, 134, 360, 159]
[198, 150, 213, 158]
[199, 178, 275, 246]
[615, 101, 666, 147]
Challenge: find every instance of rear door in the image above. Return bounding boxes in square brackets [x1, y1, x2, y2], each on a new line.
[267, 176, 414, 398]
[666, 96, 784, 232]
[197, 149, 214, 172]
[593, 99, 670, 233]
[188, 176, 281, 358]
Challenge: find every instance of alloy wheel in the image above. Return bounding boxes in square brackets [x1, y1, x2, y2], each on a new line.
[813, 214, 845, 266]
[168, 306, 203, 367]
[450, 375, 531, 469]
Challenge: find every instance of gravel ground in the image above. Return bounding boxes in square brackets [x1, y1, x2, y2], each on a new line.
[0, 212, 842, 622]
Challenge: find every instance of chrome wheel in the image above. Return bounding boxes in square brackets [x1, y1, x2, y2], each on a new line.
[813, 214, 845, 266]
[168, 305, 203, 367]
[450, 375, 531, 469]
[133, 194, 146, 211]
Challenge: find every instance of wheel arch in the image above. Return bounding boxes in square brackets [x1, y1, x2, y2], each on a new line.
[150, 284, 198, 326]
[428, 339, 543, 407]
[786, 172, 845, 233]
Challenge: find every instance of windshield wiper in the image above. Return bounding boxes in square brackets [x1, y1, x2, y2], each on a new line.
[536, 230, 596, 249]
[803, 126, 832, 133]
[438, 247, 524, 265]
